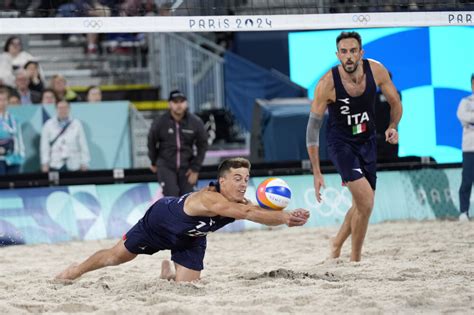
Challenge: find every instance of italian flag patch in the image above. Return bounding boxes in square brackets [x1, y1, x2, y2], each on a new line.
[352, 123, 366, 135]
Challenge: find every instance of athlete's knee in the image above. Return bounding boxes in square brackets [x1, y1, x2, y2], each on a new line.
[354, 198, 373, 217]
[105, 243, 136, 266]
[174, 264, 201, 282]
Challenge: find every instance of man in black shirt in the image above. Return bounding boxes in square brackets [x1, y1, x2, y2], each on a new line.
[148, 90, 208, 196]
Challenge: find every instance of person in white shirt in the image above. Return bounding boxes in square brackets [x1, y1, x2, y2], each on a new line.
[456, 74, 474, 222]
[40, 100, 90, 172]
[0, 36, 37, 87]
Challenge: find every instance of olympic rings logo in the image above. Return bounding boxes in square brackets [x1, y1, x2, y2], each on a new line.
[304, 186, 352, 217]
[352, 14, 370, 24]
[83, 19, 103, 29]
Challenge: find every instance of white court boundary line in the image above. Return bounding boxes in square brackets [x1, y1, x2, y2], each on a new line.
[0, 11, 472, 34]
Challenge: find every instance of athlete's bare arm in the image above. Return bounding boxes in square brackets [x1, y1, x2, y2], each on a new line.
[185, 189, 309, 227]
[369, 59, 403, 144]
[307, 70, 335, 202]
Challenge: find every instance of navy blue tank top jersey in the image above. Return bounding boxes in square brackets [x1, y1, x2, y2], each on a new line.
[142, 189, 235, 248]
[327, 59, 377, 145]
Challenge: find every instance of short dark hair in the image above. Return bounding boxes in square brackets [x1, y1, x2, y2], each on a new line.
[8, 89, 20, 99]
[41, 88, 58, 99]
[4, 36, 20, 52]
[471, 73, 474, 82]
[217, 157, 251, 178]
[336, 31, 362, 49]
[24, 60, 39, 69]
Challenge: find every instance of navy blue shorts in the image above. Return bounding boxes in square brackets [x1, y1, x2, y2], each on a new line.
[327, 138, 377, 190]
[123, 219, 207, 271]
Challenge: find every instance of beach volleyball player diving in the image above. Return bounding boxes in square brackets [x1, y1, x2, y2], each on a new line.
[56, 157, 309, 282]
[306, 31, 403, 261]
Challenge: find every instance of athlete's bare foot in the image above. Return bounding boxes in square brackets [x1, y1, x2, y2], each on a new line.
[55, 264, 81, 281]
[160, 260, 175, 280]
[330, 237, 342, 259]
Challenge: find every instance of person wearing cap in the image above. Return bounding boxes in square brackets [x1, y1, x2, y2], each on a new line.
[456, 74, 474, 222]
[147, 90, 208, 196]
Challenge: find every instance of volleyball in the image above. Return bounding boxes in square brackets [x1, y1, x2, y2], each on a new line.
[256, 178, 292, 210]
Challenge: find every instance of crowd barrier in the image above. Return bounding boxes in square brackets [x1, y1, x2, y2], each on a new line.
[0, 166, 463, 246]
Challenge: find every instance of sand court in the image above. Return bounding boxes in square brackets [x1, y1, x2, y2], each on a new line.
[1, 220, 473, 314]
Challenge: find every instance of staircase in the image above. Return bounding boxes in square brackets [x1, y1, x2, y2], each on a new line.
[0, 34, 151, 88]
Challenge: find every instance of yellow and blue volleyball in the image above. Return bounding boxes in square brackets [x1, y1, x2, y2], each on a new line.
[256, 178, 292, 210]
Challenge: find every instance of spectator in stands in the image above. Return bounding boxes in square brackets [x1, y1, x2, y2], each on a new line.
[14, 70, 41, 104]
[8, 90, 21, 105]
[24, 61, 44, 92]
[102, 0, 146, 56]
[3, 36, 35, 71]
[41, 88, 58, 104]
[0, 88, 25, 175]
[0, 42, 15, 87]
[50, 74, 80, 102]
[85, 85, 102, 102]
[40, 100, 90, 172]
[56, 0, 90, 17]
[147, 90, 208, 196]
[456, 74, 474, 222]
[0, 36, 37, 87]
[54, 1, 112, 54]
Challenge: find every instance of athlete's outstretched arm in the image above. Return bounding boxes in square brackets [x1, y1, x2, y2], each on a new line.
[307, 71, 333, 202]
[196, 191, 309, 227]
[372, 61, 403, 144]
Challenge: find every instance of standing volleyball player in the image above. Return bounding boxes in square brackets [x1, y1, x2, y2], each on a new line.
[306, 31, 402, 261]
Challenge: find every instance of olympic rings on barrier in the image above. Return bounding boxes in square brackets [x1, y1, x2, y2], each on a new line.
[83, 19, 103, 29]
[304, 186, 352, 217]
[352, 14, 370, 24]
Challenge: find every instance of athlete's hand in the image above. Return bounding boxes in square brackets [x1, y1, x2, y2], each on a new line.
[186, 169, 199, 185]
[385, 128, 398, 144]
[150, 165, 157, 173]
[292, 208, 310, 220]
[286, 208, 310, 227]
[313, 173, 325, 203]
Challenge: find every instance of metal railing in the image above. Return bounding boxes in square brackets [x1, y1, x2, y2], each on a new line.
[129, 104, 152, 168]
[152, 33, 225, 113]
